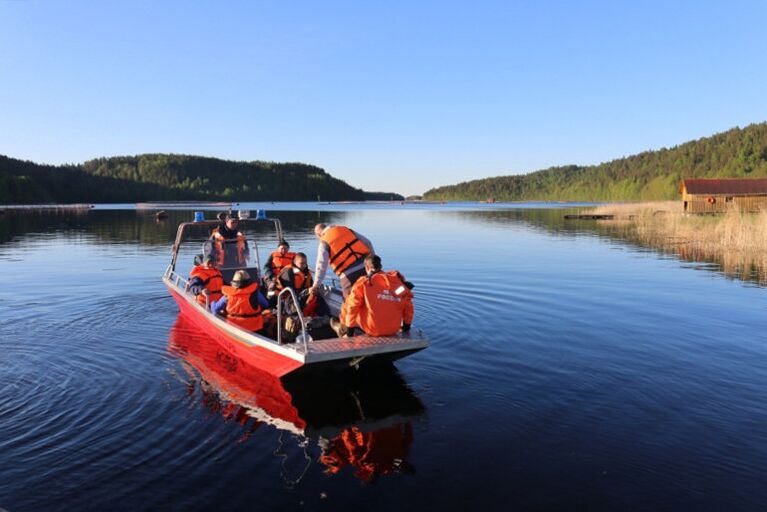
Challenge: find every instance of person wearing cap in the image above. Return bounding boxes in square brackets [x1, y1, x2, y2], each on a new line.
[210, 214, 249, 267]
[188, 254, 224, 306]
[332, 254, 413, 338]
[211, 270, 270, 333]
[310, 223, 374, 298]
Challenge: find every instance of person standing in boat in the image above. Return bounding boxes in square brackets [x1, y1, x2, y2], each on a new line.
[188, 254, 223, 307]
[211, 270, 271, 334]
[332, 254, 413, 337]
[310, 223, 374, 297]
[210, 214, 249, 267]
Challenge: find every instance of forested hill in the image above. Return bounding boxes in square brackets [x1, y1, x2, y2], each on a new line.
[423, 123, 767, 201]
[0, 154, 402, 204]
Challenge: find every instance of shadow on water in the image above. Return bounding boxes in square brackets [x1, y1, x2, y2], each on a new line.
[167, 314, 425, 485]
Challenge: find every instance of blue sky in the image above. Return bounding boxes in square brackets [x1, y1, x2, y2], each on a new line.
[1, 1, 765, 196]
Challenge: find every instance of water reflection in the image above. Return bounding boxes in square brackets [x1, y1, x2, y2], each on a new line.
[2, 206, 763, 285]
[167, 315, 425, 484]
[0, 209, 350, 247]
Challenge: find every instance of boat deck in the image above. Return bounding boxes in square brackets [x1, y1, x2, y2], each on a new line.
[300, 332, 428, 363]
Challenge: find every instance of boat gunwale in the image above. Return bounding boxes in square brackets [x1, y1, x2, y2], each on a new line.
[163, 276, 429, 365]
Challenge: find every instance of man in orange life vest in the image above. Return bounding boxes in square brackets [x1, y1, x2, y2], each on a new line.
[277, 251, 313, 293]
[278, 252, 331, 318]
[188, 254, 224, 307]
[310, 223, 374, 298]
[334, 254, 413, 337]
[210, 214, 249, 267]
[211, 270, 271, 334]
[263, 239, 295, 300]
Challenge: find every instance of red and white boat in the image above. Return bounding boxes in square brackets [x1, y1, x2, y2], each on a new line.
[162, 210, 429, 377]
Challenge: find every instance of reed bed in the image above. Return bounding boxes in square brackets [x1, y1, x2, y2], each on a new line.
[585, 201, 767, 283]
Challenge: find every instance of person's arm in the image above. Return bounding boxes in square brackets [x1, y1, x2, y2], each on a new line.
[251, 290, 270, 310]
[211, 296, 228, 314]
[402, 293, 414, 328]
[341, 283, 363, 328]
[278, 268, 295, 291]
[188, 276, 204, 294]
[263, 256, 276, 280]
[312, 242, 330, 288]
[354, 230, 375, 254]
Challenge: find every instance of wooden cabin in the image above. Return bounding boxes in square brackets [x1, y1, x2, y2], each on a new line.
[679, 177, 767, 213]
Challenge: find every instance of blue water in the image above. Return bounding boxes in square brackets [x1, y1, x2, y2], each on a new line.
[1, 205, 766, 511]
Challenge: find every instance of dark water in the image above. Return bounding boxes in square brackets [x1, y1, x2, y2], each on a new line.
[1, 204, 766, 511]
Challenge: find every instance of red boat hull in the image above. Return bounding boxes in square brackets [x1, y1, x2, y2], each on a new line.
[168, 288, 303, 377]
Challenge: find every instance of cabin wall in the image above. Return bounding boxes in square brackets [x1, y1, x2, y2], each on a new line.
[734, 195, 767, 212]
[684, 193, 767, 213]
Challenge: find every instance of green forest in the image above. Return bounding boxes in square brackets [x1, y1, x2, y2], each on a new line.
[423, 123, 767, 201]
[0, 154, 402, 204]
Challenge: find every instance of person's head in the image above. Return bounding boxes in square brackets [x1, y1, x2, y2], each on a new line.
[294, 252, 307, 269]
[225, 215, 239, 230]
[202, 255, 215, 268]
[231, 270, 251, 288]
[277, 240, 290, 254]
[364, 254, 381, 274]
[313, 223, 326, 238]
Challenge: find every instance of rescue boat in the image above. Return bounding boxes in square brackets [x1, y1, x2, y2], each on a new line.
[162, 210, 429, 377]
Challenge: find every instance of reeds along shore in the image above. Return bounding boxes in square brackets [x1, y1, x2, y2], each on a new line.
[586, 201, 767, 283]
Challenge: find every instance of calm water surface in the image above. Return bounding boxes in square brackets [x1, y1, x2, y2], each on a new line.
[1, 204, 766, 511]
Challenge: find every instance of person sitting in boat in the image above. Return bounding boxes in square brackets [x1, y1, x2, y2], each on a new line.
[188, 254, 223, 307]
[263, 239, 296, 298]
[211, 270, 271, 334]
[310, 223, 375, 298]
[277, 252, 331, 317]
[210, 214, 249, 267]
[332, 254, 413, 337]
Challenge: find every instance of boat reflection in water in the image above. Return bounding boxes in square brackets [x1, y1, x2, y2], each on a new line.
[168, 315, 425, 483]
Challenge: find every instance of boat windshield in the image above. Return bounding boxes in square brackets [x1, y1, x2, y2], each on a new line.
[173, 220, 283, 277]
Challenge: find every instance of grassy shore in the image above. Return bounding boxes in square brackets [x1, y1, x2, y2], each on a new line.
[585, 201, 767, 283]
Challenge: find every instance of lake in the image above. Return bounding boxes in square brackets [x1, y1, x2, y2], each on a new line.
[1, 203, 766, 511]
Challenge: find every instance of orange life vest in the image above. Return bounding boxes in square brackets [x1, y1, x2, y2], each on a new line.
[269, 250, 296, 276]
[221, 282, 263, 332]
[212, 231, 247, 266]
[277, 265, 313, 292]
[189, 265, 224, 305]
[321, 226, 371, 275]
[341, 271, 413, 337]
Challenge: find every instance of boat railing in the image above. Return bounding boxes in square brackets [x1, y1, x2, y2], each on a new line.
[276, 287, 311, 351]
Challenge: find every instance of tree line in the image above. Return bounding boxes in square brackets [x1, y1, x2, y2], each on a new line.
[0, 154, 402, 204]
[423, 122, 767, 201]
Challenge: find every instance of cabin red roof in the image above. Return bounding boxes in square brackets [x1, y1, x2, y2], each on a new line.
[680, 177, 767, 196]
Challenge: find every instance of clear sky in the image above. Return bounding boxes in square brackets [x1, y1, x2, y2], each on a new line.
[1, 1, 766, 196]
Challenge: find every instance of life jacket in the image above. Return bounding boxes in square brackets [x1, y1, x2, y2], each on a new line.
[221, 282, 263, 331]
[212, 231, 247, 266]
[321, 226, 371, 275]
[189, 265, 224, 305]
[277, 265, 313, 292]
[269, 250, 296, 276]
[341, 271, 413, 337]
